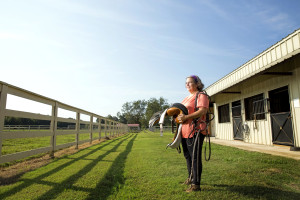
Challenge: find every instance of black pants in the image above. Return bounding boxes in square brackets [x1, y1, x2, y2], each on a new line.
[181, 133, 205, 185]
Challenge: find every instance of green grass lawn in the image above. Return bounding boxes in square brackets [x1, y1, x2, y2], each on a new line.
[1, 132, 103, 155]
[0, 131, 299, 199]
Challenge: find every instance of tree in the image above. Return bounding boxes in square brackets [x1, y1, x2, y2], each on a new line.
[117, 112, 127, 124]
[117, 97, 170, 128]
[145, 97, 171, 127]
[119, 100, 147, 126]
[107, 114, 119, 122]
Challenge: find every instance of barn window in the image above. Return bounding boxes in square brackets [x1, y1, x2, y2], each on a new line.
[244, 93, 266, 120]
[218, 104, 230, 123]
[232, 100, 241, 117]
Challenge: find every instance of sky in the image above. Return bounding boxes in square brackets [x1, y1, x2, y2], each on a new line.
[1, 0, 300, 118]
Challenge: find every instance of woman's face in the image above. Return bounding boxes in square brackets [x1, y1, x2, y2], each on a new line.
[185, 77, 198, 93]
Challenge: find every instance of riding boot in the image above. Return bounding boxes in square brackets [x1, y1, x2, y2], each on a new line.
[186, 184, 201, 192]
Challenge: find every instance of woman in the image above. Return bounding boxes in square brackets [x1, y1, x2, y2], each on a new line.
[177, 75, 209, 192]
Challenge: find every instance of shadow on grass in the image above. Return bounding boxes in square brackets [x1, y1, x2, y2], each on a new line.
[35, 134, 136, 200]
[86, 134, 137, 199]
[210, 184, 300, 200]
[0, 133, 132, 199]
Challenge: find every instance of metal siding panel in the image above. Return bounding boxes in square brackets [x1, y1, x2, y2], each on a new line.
[276, 45, 281, 59]
[239, 68, 243, 79]
[290, 67, 300, 147]
[287, 38, 293, 53]
[226, 124, 230, 140]
[249, 62, 253, 74]
[267, 51, 272, 64]
[232, 73, 235, 83]
[261, 120, 266, 145]
[281, 42, 287, 56]
[263, 54, 267, 67]
[246, 64, 249, 75]
[255, 59, 260, 71]
[242, 65, 246, 77]
[266, 113, 273, 145]
[228, 124, 231, 140]
[240, 68, 243, 79]
[259, 120, 265, 144]
[259, 57, 263, 69]
[253, 123, 257, 143]
[246, 122, 253, 143]
[292, 34, 300, 50]
[271, 48, 277, 62]
[248, 62, 253, 74]
[264, 120, 269, 145]
[234, 73, 237, 82]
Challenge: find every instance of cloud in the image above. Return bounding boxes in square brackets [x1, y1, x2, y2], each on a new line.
[197, 0, 231, 21]
[43, 0, 168, 29]
[255, 8, 294, 31]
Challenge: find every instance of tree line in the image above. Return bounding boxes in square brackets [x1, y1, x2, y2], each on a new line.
[107, 97, 171, 128]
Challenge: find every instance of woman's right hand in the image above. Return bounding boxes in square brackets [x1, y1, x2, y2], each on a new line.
[177, 114, 186, 123]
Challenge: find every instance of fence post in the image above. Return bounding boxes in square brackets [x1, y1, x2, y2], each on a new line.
[98, 117, 101, 141]
[112, 121, 114, 137]
[113, 122, 115, 137]
[0, 85, 8, 158]
[116, 123, 118, 136]
[90, 115, 93, 144]
[76, 112, 80, 149]
[50, 102, 58, 158]
[105, 119, 107, 138]
[109, 121, 112, 138]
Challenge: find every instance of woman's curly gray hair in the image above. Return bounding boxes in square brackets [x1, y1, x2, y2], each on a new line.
[187, 75, 204, 91]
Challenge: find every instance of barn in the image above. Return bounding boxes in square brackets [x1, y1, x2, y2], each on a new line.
[206, 29, 300, 151]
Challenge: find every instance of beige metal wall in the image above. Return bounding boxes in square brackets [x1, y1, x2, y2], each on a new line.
[213, 60, 300, 147]
[290, 61, 300, 147]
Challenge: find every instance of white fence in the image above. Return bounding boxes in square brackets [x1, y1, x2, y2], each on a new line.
[0, 81, 128, 164]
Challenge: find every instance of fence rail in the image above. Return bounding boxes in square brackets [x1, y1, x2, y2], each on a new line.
[0, 81, 128, 164]
[4, 125, 51, 130]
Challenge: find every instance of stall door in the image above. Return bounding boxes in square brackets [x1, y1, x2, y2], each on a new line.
[269, 86, 294, 146]
[232, 100, 243, 140]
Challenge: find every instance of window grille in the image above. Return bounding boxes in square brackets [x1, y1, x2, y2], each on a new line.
[253, 98, 269, 115]
[245, 93, 267, 120]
